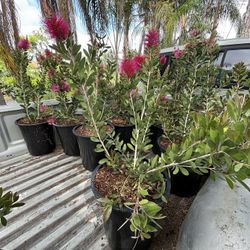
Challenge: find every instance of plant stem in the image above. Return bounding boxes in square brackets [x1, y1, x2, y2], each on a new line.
[147, 151, 224, 174]
[81, 85, 111, 158]
[183, 66, 197, 136]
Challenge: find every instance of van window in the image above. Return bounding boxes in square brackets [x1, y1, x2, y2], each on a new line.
[223, 49, 250, 70]
[213, 52, 224, 66]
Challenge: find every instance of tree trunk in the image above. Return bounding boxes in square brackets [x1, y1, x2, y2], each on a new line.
[0, 91, 6, 105]
[240, 0, 250, 37]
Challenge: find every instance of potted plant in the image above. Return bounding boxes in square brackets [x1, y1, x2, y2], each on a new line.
[43, 16, 115, 169]
[1, 38, 55, 156]
[156, 30, 220, 196]
[40, 17, 82, 156]
[90, 30, 250, 250]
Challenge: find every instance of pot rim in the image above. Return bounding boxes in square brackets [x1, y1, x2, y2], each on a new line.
[53, 122, 80, 128]
[15, 117, 48, 127]
[91, 164, 171, 212]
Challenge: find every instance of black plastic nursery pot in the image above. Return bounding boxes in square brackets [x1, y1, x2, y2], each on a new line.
[54, 123, 80, 156]
[73, 125, 105, 171]
[91, 165, 171, 250]
[149, 124, 164, 155]
[112, 123, 135, 144]
[15, 118, 55, 156]
[157, 136, 208, 197]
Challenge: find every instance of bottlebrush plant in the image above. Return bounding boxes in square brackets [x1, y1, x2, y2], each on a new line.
[93, 31, 250, 241]
[38, 48, 80, 124]
[0, 38, 49, 123]
[42, 15, 250, 243]
[159, 33, 220, 140]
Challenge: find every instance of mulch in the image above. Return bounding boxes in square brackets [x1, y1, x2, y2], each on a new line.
[149, 195, 195, 250]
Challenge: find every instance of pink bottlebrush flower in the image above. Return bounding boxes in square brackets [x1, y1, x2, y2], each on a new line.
[144, 29, 159, 47]
[133, 55, 146, 68]
[120, 58, 139, 78]
[160, 95, 168, 102]
[37, 55, 45, 61]
[48, 68, 55, 78]
[51, 83, 60, 92]
[184, 43, 191, 49]
[47, 116, 56, 125]
[44, 15, 69, 41]
[61, 80, 70, 92]
[17, 38, 30, 50]
[189, 29, 198, 37]
[159, 55, 167, 65]
[39, 104, 47, 113]
[173, 48, 183, 59]
[45, 49, 53, 57]
[129, 88, 138, 98]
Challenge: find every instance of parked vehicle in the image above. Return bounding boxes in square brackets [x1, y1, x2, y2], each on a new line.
[160, 38, 250, 88]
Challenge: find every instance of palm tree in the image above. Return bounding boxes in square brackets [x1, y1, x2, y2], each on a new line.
[239, 0, 250, 37]
[0, 0, 19, 105]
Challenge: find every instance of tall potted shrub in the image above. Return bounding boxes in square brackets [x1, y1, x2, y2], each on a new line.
[157, 30, 220, 196]
[44, 16, 115, 170]
[1, 38, 55, 156]
[40, 16, 81, 156]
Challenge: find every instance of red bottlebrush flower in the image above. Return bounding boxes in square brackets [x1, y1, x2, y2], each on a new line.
[48, 68, 55, 78]
[133, 55, 146, 68]
[144, 29, 159, 47]
[17, 38, 30, 50]
[47, 116, 56, 125]
[51, 83, 60, 92]
[159, 55, 167, 65]
[173, 48, 183, 59]
[120, 58, 139, 78]
[45, 49, 53, 57]
[44, 15, 69, 41]
[37, 55, 45, 62]
[39, 104, 47, 113]
[61, 80, 70, 92]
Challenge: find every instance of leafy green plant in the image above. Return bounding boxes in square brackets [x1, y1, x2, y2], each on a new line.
[0, 38, 49, 122]
[0, 187, 24, 226]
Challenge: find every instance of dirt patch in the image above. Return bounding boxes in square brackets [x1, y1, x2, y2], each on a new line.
[75, 125, 96, 137]
[149, 195, 195, 250]
[94, 165, 138, 203]
[75, 124, 113, 137]
[159, 137, 172, 149]
[17, 117, 47, 125]
[54, 117, 83, 126]
[111, 117, 129, 126]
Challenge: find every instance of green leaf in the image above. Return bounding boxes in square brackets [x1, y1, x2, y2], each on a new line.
[103, 205, 112, 223]
[173, 167, 179, 175]
[180, 167, 189, 176]
[99, 158, 108, 165]
[234, 163, 243, 172]
[1, 217, 7, 226]
[225, 177, 234, 189]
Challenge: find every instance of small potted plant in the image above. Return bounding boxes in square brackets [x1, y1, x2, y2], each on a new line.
[42, 16, 82, 156]
[1, 38, 55, 156]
